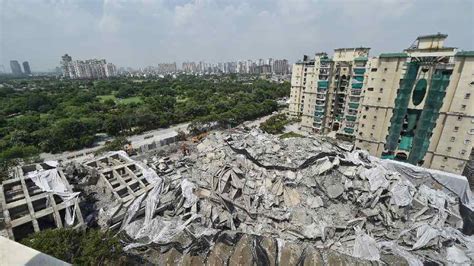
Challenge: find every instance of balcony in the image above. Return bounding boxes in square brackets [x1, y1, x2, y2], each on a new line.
[346, 115, 357, 121]
[354, 68, 365, 75]
[351, 83, 363, 89]
[353, 76, 364, 82]
[344, 127, 354, 134]
[314, 110, 324, 116]
[348, 102, 359, 109]
[313, 123, 322, 128]
[316, 101, 325, 106]
[318, 80, 329, 89]
[316, 96, 326, 101]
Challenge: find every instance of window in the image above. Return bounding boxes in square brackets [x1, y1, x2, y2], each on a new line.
[465, 139, 471, 144]
[443, 157, 448, 162]
[363, 115, 367, 119]
[379, 88, 383, 93]
[458, 116, 463, 121]
[371, 125, 375, 129]
[368, 87, 374, 91]
[361, 124, 365, 128]
[454, 126, 459, 132]
[461, 105, 466, 110]
[440, 165, 445, 169]
[460, 150, 467, 155]
[377, 97, 381, 102]
[447, 147, 452, 152]
[365, 107, 369, 111]
[374, 116, 377, 119]
[371, 68, 377, 72]
[384, 68, 388, 72]
[465, 93, 471, 99]
[450, 137, 455, 142]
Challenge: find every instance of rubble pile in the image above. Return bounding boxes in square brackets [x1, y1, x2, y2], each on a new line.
[98, 129, 473, 265]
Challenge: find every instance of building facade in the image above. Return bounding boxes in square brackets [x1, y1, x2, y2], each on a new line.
[22, 61, 31, 75]
[9, 60, 22, 75]
[290, 34, 474, 175]
[355, 34, 474, 174]
[60, 54, 116, 79]
[289, 48, 370, 139]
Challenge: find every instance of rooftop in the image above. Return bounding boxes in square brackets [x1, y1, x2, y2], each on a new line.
[416, 33, 448, 40]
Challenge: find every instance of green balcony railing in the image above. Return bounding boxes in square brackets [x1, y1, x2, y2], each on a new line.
[346, 115, 357, 121]
[348, 102, 359, 109]
[344, 127, 354, 134]
[354, 68, 366, 75]
[318, 80, 329, 88]
[352, 83, 363, 89]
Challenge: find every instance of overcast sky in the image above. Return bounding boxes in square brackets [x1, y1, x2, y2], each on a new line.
[1, 0, 473, 71]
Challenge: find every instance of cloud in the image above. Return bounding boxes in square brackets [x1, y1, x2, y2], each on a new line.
[1, 0, 472, 71]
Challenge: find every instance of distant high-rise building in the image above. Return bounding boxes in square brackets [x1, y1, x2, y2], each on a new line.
[22, 61, 31, 75]
[60, 54, 116, 79]
[273, 59, 289, 75]
[10, 60, 22, 75]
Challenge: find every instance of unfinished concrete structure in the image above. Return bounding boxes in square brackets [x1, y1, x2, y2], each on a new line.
[86, 153, 155, 204]
[0, 163, 84, 241]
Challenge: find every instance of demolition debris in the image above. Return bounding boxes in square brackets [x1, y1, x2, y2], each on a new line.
[1, 128, 473, 265]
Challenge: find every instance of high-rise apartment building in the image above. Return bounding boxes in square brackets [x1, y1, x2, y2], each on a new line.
[355, 34, 474, 174]
[273, 59, 289, 75]
[289, 34, 473, 175]
[22, 61, 31, 75]
[60, 54, 116, 79]
[289, 48, 370, 139]
[10, 60, 22, 75]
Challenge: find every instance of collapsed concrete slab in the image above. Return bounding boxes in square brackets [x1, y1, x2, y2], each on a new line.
[98, 128, 473, 265]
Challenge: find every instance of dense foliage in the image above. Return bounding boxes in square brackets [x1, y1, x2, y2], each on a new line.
[21, 228, 124, 265]
[259, 113, 292, 134]
[0, 75, 289, 173]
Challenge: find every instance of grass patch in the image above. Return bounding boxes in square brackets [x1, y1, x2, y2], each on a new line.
[97, 94, 143, 105]
[280, 131, 304, 139]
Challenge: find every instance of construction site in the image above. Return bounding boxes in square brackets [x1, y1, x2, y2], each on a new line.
[1, 124, 473, 265]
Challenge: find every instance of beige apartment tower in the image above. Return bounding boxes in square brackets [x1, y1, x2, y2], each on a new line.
[355, 34, 474, 174]
[289, 48, 370, 139]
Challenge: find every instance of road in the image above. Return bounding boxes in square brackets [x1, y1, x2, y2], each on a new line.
[40, 122, 190, 162]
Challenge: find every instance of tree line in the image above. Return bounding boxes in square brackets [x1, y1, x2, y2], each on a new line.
[0, 75, 289, 174]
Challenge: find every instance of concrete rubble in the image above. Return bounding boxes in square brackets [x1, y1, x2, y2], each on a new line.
[3, 127, 473, 265]
[76, 128, 471, 265]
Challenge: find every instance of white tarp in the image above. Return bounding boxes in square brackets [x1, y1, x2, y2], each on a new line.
[390, 179, 415, 206]
[352, 228, 380, 261]
[381, 159, 474, 211]
[26, 167, 80, 226]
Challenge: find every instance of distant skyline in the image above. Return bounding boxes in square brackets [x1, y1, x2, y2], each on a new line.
[1, 0, 473, 71]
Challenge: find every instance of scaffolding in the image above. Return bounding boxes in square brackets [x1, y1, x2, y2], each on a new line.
[385, 62, 419, 150]
[408, 70, 451, 164]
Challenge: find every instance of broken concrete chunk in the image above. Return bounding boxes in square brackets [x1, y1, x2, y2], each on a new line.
[326, 184, 344, 199]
